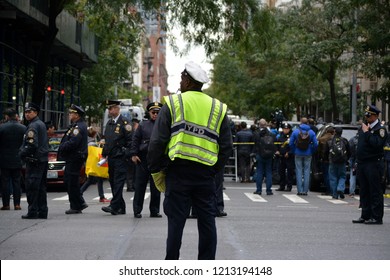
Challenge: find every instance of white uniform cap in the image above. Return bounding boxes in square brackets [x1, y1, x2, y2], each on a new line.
[185, 61, 209, 84]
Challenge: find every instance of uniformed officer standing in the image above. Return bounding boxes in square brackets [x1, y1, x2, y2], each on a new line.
[58, 104, 88, 214]
[19, 103, 49, 219]
[131, 102, 162, 218]
[147, 61, 233, 260]
[0, 108, 26, 210]
[353, 105, 388, 225]
[101, 100, 133, 215]
[275, 122, 294, 192]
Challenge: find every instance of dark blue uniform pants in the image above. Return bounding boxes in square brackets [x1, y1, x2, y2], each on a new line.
[108, 158, 127, 212]
[25, 162, 48, 217]
[64, 159, 85, 210]
[164, 174, 217, 260]
[133, 154, 160, 215]
[357, 160, 384, 221]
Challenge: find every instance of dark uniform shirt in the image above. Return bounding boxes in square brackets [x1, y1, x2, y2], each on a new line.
[58, 119, 88, 161]
[356, 120, 387, 163]
[276, 131, 292, 156]
[130, 119, 155, 156]
[102, 115, 133, 159]
[0, 120, 26, 168]
[19, 116, 48, 162]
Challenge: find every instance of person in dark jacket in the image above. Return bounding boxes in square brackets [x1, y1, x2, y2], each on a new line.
[58, 104, 88, 214]
[101, 100, 133, 216]
[353, 105, 387, 225]
[19, 103, 49, 219]
[0, 108, 26, 210]
[235, 121, 254, 183]
[275, 122, 294, 192]
[131, 102, 162, 218]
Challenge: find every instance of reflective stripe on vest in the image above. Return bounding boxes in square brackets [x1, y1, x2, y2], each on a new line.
[165, 91, 227, 166]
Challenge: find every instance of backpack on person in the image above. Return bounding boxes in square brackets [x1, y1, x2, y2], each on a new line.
[329, 136, 348, 163]
[296, 129, 311, 150]
[256, 131, 276, 159]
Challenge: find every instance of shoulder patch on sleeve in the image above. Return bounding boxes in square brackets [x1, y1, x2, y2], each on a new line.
[27, 130, 35, 138]
[73, 128, 80, 136]
[125, 124, 132, 132]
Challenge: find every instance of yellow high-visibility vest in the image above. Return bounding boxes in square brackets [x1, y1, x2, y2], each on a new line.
[165, 91, 227, 166]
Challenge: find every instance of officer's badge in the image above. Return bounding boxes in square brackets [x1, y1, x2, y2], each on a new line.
[125, 124, 132, 132]
[380, 128, 386, 138]
[73, 128, 80, 136]
[115, 126, 120, 133]
[28, 139, 34, 143]
[27, 130, 34, 138]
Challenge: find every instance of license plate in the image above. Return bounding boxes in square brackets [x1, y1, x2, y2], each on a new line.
[47, 171, 58, 179]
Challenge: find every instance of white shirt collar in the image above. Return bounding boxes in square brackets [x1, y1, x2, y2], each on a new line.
[370, 119, 379, 129]
[112, 115, 120, 124]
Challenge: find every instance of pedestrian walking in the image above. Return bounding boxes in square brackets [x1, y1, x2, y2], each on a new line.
[353, 105, 387, 225]
[325, 127, 350, 199]
[19, 103, 49, 219]
[147, 61, 233, 259]
[58, 104, 88, 214]
[253, 118, 276, 195]
[101, 100, 133, 215]
[289, 117, 318, 195]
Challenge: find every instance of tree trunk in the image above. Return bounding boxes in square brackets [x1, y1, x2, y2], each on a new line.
[328, 62, 339, 121]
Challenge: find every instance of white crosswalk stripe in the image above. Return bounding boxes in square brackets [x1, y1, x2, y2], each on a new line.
[317, 195, 348, 204]
[283, 194, 309, 204]
[223, 193, 230, 201]
[92, 193, 113, 201]
[53, 195, 69, 201]
[245, 193, 268, 202]
[130, 192, 150, 201]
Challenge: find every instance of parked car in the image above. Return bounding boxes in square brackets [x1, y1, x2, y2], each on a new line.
[21, 130, 87, 190]
[310, 124, 359, 193]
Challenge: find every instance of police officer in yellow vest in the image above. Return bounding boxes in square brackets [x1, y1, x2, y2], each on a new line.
[147, 61, 233, 260]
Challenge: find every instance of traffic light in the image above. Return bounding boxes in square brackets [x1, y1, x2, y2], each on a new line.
[60, 89, 65, 95]
[47, 86, 52, 92]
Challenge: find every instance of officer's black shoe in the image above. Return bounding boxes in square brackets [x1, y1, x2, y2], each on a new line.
[364, 218, 383, 225]
[127, 187, 135, 192]
[102, 206, 118, 215]
[134, 213, 142, 218]
[286, 187, 292, 192]
[276, 187, 285, 191]
[217, 211, 227, 217]
[81, 203, 89, 210]
[117, 208, 126, 215]
[65, 209, 82, 214]
[253, 191, 262, 195]
[38, 212, 48, 219]
[150, 213, 162, 218]
[352, 217, 366, 224]
[21, 214, 38, 219]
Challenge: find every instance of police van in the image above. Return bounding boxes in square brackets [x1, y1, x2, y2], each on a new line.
[102, 99, 145, 132]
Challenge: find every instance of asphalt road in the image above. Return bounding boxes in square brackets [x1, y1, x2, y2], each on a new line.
[1, 179, 390, 260]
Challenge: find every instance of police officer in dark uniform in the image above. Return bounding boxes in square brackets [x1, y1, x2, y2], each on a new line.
[58, 104, 88, 214]
[19, 103, 49, 219]
[147, 62, 233, 260]
[0, 108, 26, 210]
[131, 102, 162, 218]
[353, 105, 388, 225]
[101, 100, 133, 215]
[275, 122, 294, 192]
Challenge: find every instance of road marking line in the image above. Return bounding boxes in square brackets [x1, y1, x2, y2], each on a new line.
[245, 193, 267, 202]
[53, 195, 69, 201]
[130, 192, 150, 201]
[223, 193, 230, 201]
[283, 194, 309, 203]
[316, 195, 348, 204]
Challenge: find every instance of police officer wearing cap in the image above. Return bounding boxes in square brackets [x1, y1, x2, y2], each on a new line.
[353, 105, 387, 225]
[275, 122, 294, 192]
[101, 100, 133, 215]
[58, 104, 88, 214]
[130, 102, 163, 218]
[147, 61, 233, 259]
[19, 103, 49, 219]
